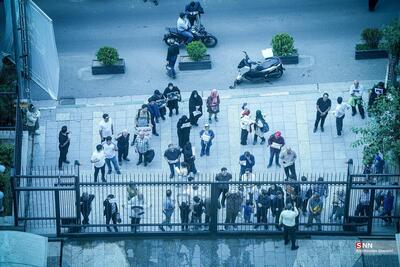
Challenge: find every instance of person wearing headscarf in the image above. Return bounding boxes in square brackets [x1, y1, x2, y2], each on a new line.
[163, 83, 181, 117]
[189, 90, 203, 126]
[267, 131, 285, 168]
[177, 115, 192, 149]
[206, 89, 220, 123]
[183, 141, 197, 176]
[253, 110, 268, 145]
[148, 90, 167, 120]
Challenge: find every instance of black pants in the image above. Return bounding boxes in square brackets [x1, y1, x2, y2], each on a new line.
[94, 165, 105, 182]
[167, 101, 179, 115]
[81, 213, 90, 225]
[118, 146, 129, 162]
[130, 217, 141, 232]
[274, 211, 282, 229]
[314, 112, 328, 129]
[159, 107, 166, 119]
[283, 225, 297, 249]
[336, 115, 345, 136]
[138, 152, 148, 165]
[181, 215, 189, 230]
[256, 207, 268, 229]
[58, 147, 68, 169]
[240, 129, 249, 145]
[151, 116, 157, 134]
[106, 213, 118, 232]
[284, 163, 296, 179]
[190, 112, 202, 125]
[217, 188, 229, 206]
[185, 158, 197, 174]
[301, 198, 309, 213]
[352, 104, 365, 118]
[268, 149, 280, 166]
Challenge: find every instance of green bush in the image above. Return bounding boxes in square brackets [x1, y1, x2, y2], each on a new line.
[96, 46, 119, 65]
[186, 41, 207, 61]
[0, 143, 14, 215]
[0, 84, 16, 127]
[361, 28, 383, 49]
[271, 33, 296, 56]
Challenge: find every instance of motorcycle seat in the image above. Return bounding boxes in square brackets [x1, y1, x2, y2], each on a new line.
[167, 27, 179, 34]
[261, 57, 280, 69]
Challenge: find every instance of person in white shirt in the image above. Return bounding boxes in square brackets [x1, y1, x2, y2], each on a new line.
[332, 97, 351, 136]
[90, 144, 106, 182]
[349, 80, 365, 119]
[99, 113, 114, 142]
[102, 136, 121, 175]
[123, 193, 151, 232]
[177, 12, 193, 43]
[279, 203, 299, 250]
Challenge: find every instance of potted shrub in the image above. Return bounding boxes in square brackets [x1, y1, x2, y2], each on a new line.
[355, 28, 387, 60]
[178, 41, 212, 71]
[91, 46, 125, 75]
[271, 33, 299, 64]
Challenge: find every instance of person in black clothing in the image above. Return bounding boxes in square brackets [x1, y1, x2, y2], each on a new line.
[272, 191, 285, 230]
[185, 1, 204, 27]
[189, 90, 203, 126]
[215, 167, 232, 207]
[177, 115, 191, 149]
[254, 189, 271, 230]
[116, 129, 130, 165]
[58, 126, 70, 170]
[164, 144, 182, 178]
[369, 0, 378, 11]
[80, 192, 95, 226]
[267, 131, 285, 168]
[368, 82, 386, 114]
[183, 141, 197, 175]
[103, 194, 119, 232]
[148, 90, 167, 120]
[166, 41, 180, 78]
[313, 93, 331, 133]
[179, 201, 190, 231]
[163, 83, 181, 116]
[191, 196, 204, 230]
[143, 0, 158, 6]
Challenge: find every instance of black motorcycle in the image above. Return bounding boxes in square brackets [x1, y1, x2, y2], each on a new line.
[163, 24, 218, 48]
[230, 51, 284, 88]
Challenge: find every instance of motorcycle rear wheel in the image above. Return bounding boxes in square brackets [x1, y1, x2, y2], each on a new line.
[274, 69, 283, 78]
[202, 35, 218, 48]
[164, 35, 178, 46]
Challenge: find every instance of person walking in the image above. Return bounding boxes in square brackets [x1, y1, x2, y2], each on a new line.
[206, 89, 220, 123]
[177, 115, 191, 149]
[159, 189, 175, 231]
[253, 110, 269, 145]
[313, 93, 331, 133]
[103, 194, 119, 232]
[332, 97, 351, 137]
[240, 109, 252, 145]
[215, 167, 232, 208]
[280, 147, 297, 179]
[279, 203, 299, 250]
[189, 90, 203, 126]
[91, 144, 107, 182]
[102, 136, 121, 175]
[349, 80, 365, 119]
[199, 124, 214, 156]
[306, 193, 323, 231]
[267, 131, 285, 168]
[58, 126, 70, 170]
[166, 40, 180, 78]
[80, 192, 95, 226]
[116, 129, 130, 165]
[239, 151, 255, 177]
[183, 141, 197, 176]
[164, 144, 182, 178]
[133, 132, 150, 167]
[148, 90, 167, 120]
[99, 113, 113, 142]
[163, 83, 181, 116]
[26, 104, 41, 136]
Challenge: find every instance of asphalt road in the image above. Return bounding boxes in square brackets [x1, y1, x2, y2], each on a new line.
[32, 0, 400, 99]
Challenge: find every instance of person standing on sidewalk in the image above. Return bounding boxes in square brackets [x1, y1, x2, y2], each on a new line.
[102, 136, 121, 175]
[103, 194, 119, 232]
[26, 104, 41, 136]
[215, 167, 232, 208]
[164, 144, 182, 179]
[240, 109, 252, 145]
[166, 40, 179, 78]
[80, 192, 95, 227]
[183, 141, 197, 176]
[306, 193, 323, 231]
[206, 89, 220, 123]
[349, 80, 365, 119]
[272, 191, 285, 231]
[163, 83, 181, 116]
[332, 97, 351, 137]
[91, 144, 107, 182]
[133, 132, 150, 167]
[159, 189, 175, 231]
[279, 203, 299, 250]
[116, 129, 130, 165]
[177, 115, 191, 149]
[267, 131, 285, 168]
[58, 126, 70, 170]
[99, 113, 113, 142]
[280, 147, 297, 179]
[239, 151, 255, 177]
[199, 124, 215, 157]
[148, 90, 167, 120]
[313, 93, 331, 133]
[189, 90, 203, 126]
[253, 110, 269, 145]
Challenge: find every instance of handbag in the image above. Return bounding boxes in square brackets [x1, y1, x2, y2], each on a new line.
[116, 212, 122, 223]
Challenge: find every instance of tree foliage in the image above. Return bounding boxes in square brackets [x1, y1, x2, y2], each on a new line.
[96, 46, 119, 65]
[271, 33, 296, 56]
[186, 41, 207, 61]
[361, 28, 382, 50]
[0, 143, 14, 215]
[382, 20, 400, 87]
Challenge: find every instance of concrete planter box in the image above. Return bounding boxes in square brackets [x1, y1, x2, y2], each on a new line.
[279, 54, 299, 64]
[178, 55, 212, 71]
[355, 49, 388, 60]
[91, 59, 125, 75]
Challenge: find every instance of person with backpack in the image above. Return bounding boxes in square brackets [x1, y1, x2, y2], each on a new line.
[206, 89, 220, 123]
[191, 196, 204, 230]
[103, 194, 119, 232]
[80, 192, 95, 227]
[279, 147, 297, 179]
[159, 189, 175, 231]
[253, 110, 269, 145]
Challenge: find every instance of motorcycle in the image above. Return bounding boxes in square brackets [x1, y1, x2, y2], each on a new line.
[163, 23, 218, 48]
[230, 51, 284, 88]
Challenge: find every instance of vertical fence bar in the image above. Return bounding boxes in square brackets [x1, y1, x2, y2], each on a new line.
[75, 164, 81, 229]
[344, 159, 353, 227]
[367, 189, 375, 235]
[55, 189, 61, 236]
[210, 182, 219, 234]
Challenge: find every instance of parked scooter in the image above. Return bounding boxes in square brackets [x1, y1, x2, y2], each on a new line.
[230, 51, 284, 88]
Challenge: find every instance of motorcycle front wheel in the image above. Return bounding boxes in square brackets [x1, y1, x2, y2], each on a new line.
[274, 69, 283, 78]
[164, 35, 178, 46]
[202, 35, 218, 48]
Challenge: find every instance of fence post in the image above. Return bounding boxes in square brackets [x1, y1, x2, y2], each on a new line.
[210, 182, 219, 234]
[367, 189, 375, 235]
[55, 189, 61, 236]
[10, 173, 19, 226]
[344, 159, 353, 226]
[74, 162, 81, 229]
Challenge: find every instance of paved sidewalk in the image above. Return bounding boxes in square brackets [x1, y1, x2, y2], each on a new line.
[32, 80, 377, 178]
